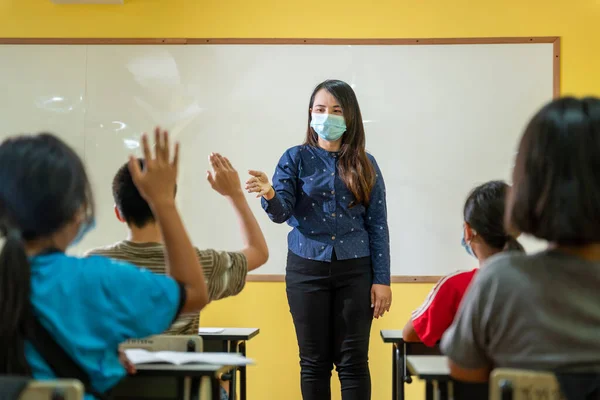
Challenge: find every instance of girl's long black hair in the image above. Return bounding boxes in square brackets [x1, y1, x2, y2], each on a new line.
[0, 133, 94, 374]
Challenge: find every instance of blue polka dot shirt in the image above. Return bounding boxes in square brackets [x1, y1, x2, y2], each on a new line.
[261, 144, 391, 285]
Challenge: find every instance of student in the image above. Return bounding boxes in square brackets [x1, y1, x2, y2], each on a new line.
[0, 128, 208, 399]
[246, 79, 391, 400]
[441, 97, 600, 383]
[86, 152, 268, 335]
[402, 181, 523, 347]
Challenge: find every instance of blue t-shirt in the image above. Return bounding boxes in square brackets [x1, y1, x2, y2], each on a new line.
[25, 252, 183, 399]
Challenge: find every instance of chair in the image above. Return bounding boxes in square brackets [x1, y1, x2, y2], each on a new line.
[0, 376, 83, 400]
[115, 335, 211, 400]
[20, 380, 84, 400]
[489, 369, 565, 400]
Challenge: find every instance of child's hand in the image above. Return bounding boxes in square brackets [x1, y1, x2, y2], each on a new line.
[129, 127, 179, 209]
[119, 349, 137, 375]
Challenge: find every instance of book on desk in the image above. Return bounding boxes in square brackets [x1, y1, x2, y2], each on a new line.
[125, 349, 253, 366]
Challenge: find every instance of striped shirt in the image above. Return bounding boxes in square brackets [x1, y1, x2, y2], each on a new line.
[86, 241, 248, 335]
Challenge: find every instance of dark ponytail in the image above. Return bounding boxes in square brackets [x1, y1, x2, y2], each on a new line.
[0, 133, 94, 375]
[0, 228, 32, 375]
[464, 180, 524, 253]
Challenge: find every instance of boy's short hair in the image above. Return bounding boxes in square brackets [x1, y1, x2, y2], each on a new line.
[112, 159, 176, 228]
[506, 97, 600, 245]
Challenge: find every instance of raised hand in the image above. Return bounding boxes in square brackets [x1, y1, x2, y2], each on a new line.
[128, 127, 179, 208]
[206, 153, 243, 198]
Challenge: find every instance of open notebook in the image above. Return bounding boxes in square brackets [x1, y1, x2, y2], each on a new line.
[125, 349, 253, 366]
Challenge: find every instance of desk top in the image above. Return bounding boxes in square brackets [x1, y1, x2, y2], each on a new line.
[198, 328, 260, 341]
[380, 330, 404, 343]
[135, 363, 232, 377]
[406, 356, 450, 380]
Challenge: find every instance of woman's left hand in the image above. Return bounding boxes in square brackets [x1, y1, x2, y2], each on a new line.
[371, 284, 392, 319]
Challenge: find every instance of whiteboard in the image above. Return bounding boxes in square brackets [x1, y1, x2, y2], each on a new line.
[0, 42, 554, 279]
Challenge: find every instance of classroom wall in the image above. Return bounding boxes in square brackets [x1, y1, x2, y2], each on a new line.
[2, 0, 599, 399]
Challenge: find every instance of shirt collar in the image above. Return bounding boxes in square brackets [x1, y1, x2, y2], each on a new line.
[309, 144, 340, 158]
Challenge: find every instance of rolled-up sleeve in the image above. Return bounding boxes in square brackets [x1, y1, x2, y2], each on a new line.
[365, 155, 391, 285]
[261, 148, 298, 224]
[197, 249, 248, 301]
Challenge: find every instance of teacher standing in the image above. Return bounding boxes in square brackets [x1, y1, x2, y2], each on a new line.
[246, 79, 391, 400]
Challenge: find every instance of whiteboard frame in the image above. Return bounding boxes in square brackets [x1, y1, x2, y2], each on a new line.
[0, 36, 561, 282]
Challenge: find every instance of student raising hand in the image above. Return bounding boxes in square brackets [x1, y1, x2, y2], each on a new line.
[129, 127, 209, 313]
[128, 127, 179, 208]
[207, 152, 269, 272]
[207, 153, 243, 198]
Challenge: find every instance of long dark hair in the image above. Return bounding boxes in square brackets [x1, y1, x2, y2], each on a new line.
[304, 80, 376, 206]
[0, 133, 94, 375]
[507, 97, 600, 245]
[464, 181, 524, 252]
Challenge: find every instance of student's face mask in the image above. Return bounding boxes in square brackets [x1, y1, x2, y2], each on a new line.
[70, 218, 96, 248]
[310, 113, 346, 142]
[461, 235, 476, 258]
[461, 225, 477, 258]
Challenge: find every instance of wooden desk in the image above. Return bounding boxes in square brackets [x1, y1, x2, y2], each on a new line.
[134, 363, 232, 400]
[199, 328, 259, 400]
[380, 330, 441, 400]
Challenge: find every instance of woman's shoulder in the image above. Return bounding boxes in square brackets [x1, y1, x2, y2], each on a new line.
[279, 145, 304, 159]
[365, 152, 381, 169]
[279, 145, 316, 165]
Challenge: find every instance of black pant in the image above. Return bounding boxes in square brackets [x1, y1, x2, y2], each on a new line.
[286, 250, 373, 400]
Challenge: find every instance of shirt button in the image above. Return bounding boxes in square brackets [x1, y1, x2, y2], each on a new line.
[331, 190, 335, 195]
[332, 213, 336, 217]
[331, 173, 334, 176]
[332, 236, 336, 240]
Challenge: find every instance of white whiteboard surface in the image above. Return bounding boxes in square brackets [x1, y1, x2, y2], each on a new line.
[0, 42, 554, 279]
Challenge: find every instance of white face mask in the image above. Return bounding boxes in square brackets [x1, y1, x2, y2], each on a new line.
[310, 113, 346, 141]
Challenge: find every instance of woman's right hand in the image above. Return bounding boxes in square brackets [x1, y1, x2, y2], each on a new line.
[246, 170, 274, 200]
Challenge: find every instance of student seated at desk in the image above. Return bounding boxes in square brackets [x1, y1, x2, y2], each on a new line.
[402, 181, 524, 347]
[441, 97, 600, 384]
[86, 152, 269, 334]
[0, 128, 209, 399]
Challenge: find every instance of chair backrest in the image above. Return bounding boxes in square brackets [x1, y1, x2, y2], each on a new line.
[20, 380, 84, 400]
[120, 335, 203, 353]
[490, 369, 565, 400]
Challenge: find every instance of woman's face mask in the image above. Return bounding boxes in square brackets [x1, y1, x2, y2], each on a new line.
[310, 113, 347, 142]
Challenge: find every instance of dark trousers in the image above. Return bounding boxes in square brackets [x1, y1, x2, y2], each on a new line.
[286, 250, 373, 400]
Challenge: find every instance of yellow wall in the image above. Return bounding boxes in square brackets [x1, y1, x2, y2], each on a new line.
[2, 0, 600, 398]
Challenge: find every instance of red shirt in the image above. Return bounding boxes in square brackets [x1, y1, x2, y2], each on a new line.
[411, 268, 478, 347]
